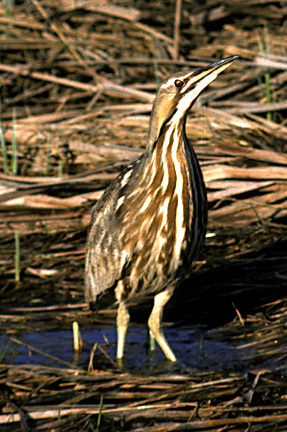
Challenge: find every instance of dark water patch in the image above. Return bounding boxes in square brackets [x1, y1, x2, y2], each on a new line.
[1, 325, 257, 374]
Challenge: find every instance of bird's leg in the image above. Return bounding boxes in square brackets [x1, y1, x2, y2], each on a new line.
[148, 288, 177, 362]
[149, 330, 156, 353]
[145, 328, 156, 358]
[116, 302, 130, 361]
[115, 281, 130, 362]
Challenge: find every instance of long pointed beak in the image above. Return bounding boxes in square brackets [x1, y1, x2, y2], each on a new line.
[179, 55, 239, 99]
[193, 55, 239, 83]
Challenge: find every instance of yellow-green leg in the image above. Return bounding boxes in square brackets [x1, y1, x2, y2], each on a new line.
[115, 281, 130, 363]
[148, 289, 177, 362]
[116, 301, 130, 361]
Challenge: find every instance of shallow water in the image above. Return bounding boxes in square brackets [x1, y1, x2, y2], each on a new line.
[1, 326, 255, 374]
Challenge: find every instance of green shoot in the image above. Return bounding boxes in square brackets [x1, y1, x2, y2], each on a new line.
[11, 107, 18, 175]
[14, 230, 20, 283]
[95, 394, 104, 432]
[4, 0, 14, 17]
[250, 202, 269, 232]
[258, 28, 272, 121]
[0, 335, 11, 363]
[0, 105, 19, 175]
[0, 122, 9, 174]
[58, 157, 63, 177]
[57, 408, 61, 425]
[263, 27, 272, 121]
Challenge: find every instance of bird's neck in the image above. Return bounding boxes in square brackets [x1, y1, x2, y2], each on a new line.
[145, 119, 188, 186]
[141, 117, 206, 270]
[145, 116, 207, 231]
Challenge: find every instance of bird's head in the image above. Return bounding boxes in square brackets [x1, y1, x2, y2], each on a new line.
[148, 55, 239, 147]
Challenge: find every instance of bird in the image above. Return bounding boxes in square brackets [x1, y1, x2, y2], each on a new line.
[85, 55, 238, 363]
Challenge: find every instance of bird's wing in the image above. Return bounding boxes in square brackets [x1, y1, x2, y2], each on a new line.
[84, 167, 132, 303]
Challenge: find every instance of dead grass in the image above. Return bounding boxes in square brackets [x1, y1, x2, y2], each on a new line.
[1, 0, 287, 430]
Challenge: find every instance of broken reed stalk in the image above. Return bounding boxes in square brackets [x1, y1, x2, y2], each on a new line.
[73, 321, 82, 353]
[173, 0, 183, 60]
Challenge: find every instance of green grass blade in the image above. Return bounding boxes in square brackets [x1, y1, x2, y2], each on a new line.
[0, 122, 9, 174]
[14, 230, 20, 282]
[4, 0, 14, 17]
[258, 29, 272, 122]
[0, 335, 11, 363]
[95, 394, 104, 432]
[58, 157, 63, 177]
[11, 107, 18, 175]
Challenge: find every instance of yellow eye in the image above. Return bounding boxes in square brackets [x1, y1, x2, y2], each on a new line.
[174, 79, 184, 88]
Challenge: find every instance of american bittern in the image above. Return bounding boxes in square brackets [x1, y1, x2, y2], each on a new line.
[85, 56, 238, 362]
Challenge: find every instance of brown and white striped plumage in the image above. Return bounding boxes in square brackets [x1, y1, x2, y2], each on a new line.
[85, 56, 238, 362]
